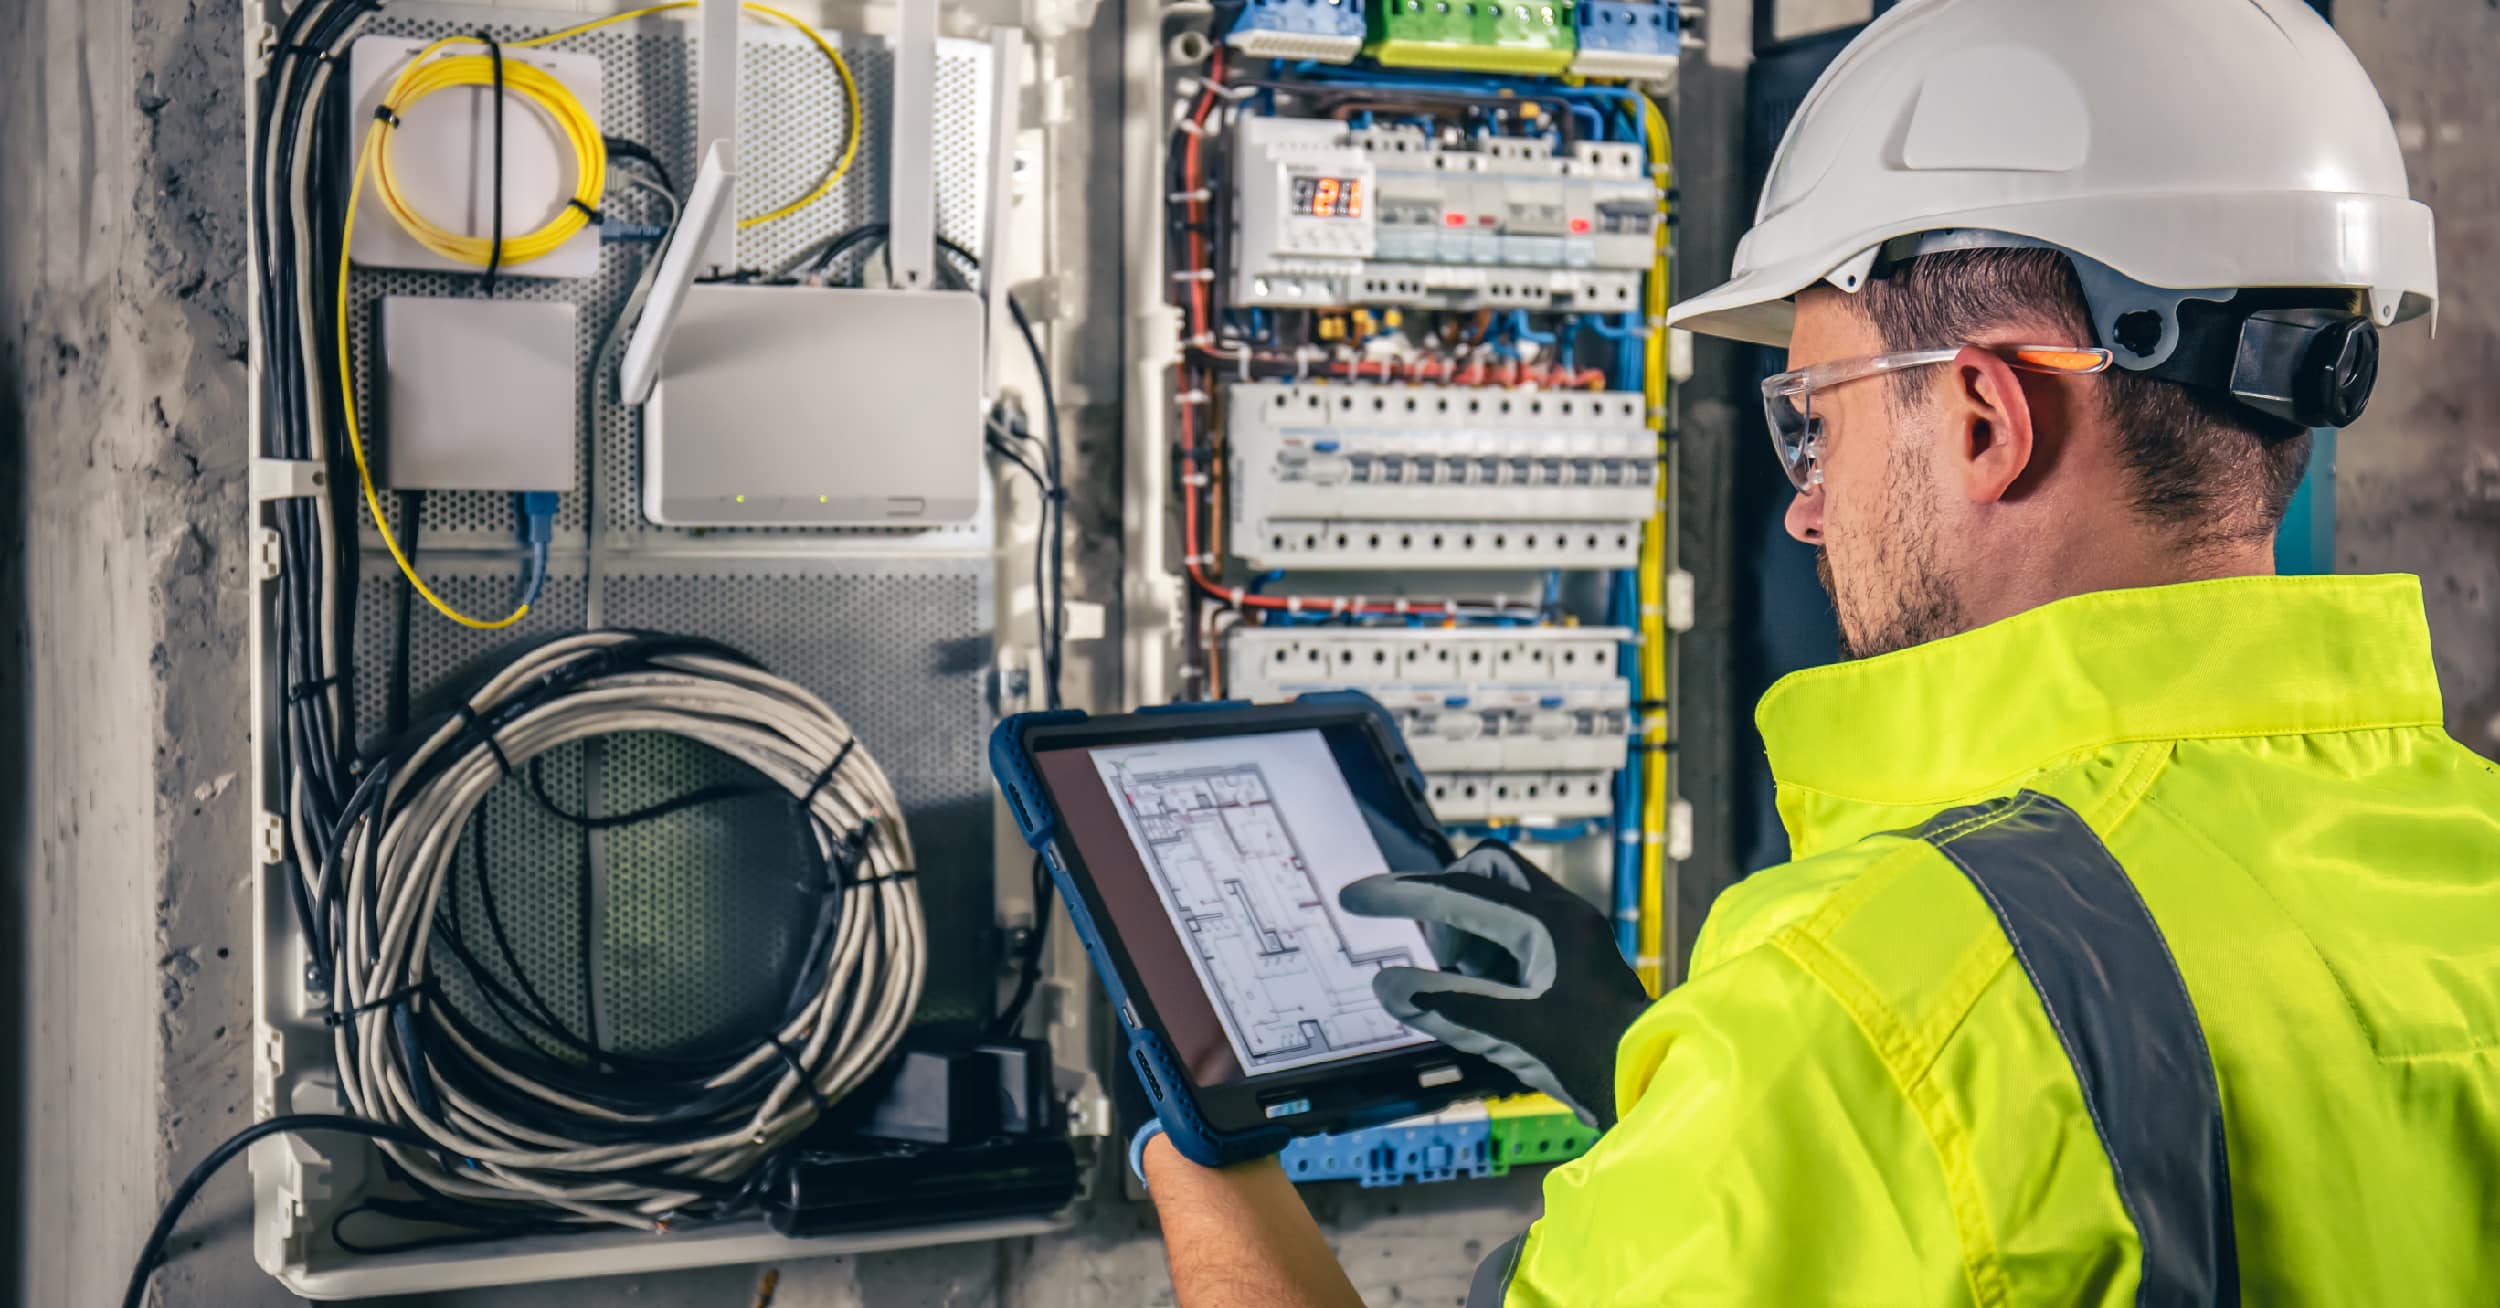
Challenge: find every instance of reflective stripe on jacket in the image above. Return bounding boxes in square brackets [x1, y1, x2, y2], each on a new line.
[1484, 575, 2500, 1306]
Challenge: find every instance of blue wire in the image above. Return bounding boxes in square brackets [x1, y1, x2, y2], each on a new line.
[1610, 566, 1643, 961]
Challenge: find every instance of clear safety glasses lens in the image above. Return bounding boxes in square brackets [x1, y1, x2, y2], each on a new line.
[1762, 384, 1824, 494]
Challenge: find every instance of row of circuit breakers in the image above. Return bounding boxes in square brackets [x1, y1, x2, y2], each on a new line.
[1236, 119, 1657, 310]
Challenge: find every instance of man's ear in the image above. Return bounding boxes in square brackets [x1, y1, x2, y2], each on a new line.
[1945, 344, 2037, 505]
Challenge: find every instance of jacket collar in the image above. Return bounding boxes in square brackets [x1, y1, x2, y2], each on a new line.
[1757, 575, 2444, 858]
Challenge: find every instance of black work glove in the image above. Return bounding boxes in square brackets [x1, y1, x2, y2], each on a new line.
[1339, 842, 1652, 1130]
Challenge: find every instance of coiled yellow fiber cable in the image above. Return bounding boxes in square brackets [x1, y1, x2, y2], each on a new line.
[375, 50, 609, 269]
[343, 5, 862, 629]
[511, 1, 860, 231]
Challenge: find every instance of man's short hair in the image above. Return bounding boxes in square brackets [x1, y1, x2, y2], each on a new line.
[1853, 247, 2311, 546]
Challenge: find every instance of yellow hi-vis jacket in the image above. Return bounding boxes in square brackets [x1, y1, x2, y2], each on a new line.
[1475, 575, 2500, 1306]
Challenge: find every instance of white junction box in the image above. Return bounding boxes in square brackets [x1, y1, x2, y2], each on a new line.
[644, 285, 986, 527]
[1233, 118, 1657, 309]
[346, 35, 605, 279]
[379, 297, 578, 491]
[1229, 626, 1632, 823]
[1226, 383, 1656, 570]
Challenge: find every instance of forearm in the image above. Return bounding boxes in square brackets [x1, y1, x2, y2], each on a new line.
[1142, 1135, 1367, 1308]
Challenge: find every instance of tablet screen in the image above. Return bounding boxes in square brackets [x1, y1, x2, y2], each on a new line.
[1033, 726, 1442, 1086]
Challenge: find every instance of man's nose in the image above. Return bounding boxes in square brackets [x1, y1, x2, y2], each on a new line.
[1784, 489, 1824, 545]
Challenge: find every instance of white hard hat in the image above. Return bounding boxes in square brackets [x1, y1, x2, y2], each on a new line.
[1669, 0, 2439, 354]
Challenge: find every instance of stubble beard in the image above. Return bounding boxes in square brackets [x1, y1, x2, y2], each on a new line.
[1817, 442, 1967, 661]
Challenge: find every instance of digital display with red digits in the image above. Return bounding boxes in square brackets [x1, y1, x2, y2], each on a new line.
[1290, 174, 1364, 218]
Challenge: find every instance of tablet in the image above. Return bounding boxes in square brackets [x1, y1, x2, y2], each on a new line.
[991, 694, 1515, 1166]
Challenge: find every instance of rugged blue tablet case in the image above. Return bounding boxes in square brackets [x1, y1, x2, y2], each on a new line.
[989, 693, 1463, 1167]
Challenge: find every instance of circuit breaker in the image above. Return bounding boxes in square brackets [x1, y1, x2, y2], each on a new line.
[1233, 118, 1656, 309]
[1225, 382, 1655, 569]
[1229, 626, 1632, 822]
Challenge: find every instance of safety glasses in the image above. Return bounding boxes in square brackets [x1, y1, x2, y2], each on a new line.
[1761, 346, 2114, 493]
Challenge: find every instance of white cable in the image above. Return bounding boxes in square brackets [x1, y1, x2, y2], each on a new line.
[325, 632, 925, 1229]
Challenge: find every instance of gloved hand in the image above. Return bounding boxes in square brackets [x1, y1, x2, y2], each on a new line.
[1340, 842, 1652, 1129]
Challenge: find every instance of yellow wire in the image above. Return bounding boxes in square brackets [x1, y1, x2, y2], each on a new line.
[340, 37, 529, 629]
[505, 1, 861, 229]
[1635, 92, 1674, 996]
[345, 7, 862, 628]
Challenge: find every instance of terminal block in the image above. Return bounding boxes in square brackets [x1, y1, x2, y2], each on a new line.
[1224, 383, 1655, 570]
[1232, 119, 1658, 310]
[1365, 0, 1580, 75]
[1280, 1094, 1600, 1188]
[1228, 626, 1631, 823]
[1570, 0, 1682, 79]
[1227, 0, 1369, 62]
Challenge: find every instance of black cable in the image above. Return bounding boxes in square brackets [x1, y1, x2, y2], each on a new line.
[121, 1114, 447, 1308]
[602, 136, 677, 196]
[987, 853, 1056, 1039]
[1008, 295, 1066, 710]
[388, 489, 423, 736]
[478, 32, 507, 293]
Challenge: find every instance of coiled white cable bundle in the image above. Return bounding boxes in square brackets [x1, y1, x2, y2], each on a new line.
[322, 631, 924, 1230]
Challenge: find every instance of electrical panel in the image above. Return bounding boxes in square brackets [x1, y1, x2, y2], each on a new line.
[1226, 382, 1654, 570]
[1150, 0, 1685, 1009]
[1233, 117, 1656, 310]
[1229, 626, 1630, 822]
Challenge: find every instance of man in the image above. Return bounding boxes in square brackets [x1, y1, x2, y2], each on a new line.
[1133, 0, 2500, 1303]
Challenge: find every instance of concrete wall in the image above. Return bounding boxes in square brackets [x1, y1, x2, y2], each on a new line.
[4, 2, 2493, 1308]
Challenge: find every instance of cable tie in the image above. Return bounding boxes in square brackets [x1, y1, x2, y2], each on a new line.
[1173, 118, 1208, 137]
[285, 675, 343, 704]
[452, 701, 514, 778]
[372, 106, 402, 128]
[1170, 269, 1214, 284]
[764, 1036, 835, 1118]
[1644, 315, 1668, 330]
[1175, 390, 1211, 406]
[795, 737, 860, 813]
[1628, 740, 1679, 754]
[1167, 188, 1213, 204]
[1180, 471, 1210, 488]
[565, 197, 606, 225]
[1633, 698, 1672, 710]
[1286, 595, 1305, 614]
[1392, 598, 1412, 615]
[1334, 597, 1356, 615]
[478, 34, 506, 292]
[1227, 587, 1247, 606]
[323, 979, 432, 1027]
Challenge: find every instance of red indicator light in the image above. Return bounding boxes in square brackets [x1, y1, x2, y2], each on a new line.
[1442, 212, 1467, 228]
[1569, 217, 1592, 234]
[1477, 214, 1499, 227]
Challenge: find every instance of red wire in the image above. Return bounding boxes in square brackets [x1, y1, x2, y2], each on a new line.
[1170, 55, 1515, 622]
